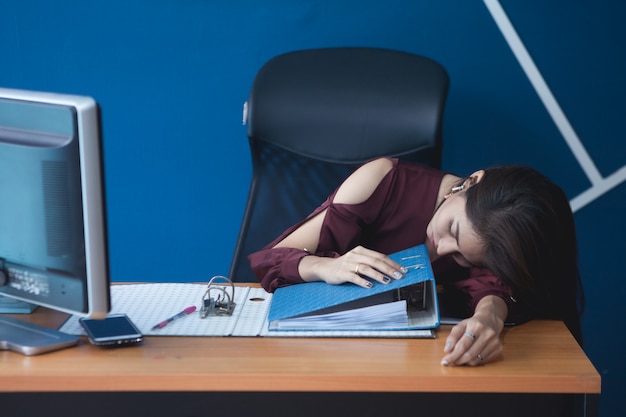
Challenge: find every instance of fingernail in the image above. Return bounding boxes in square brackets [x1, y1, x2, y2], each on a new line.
[444, 342, 452, 351]
[400, 267, 408, 273]
[393, 271, 403, 279]
[383, 277, 391, 284]
[366, 282, 373, 288]
[441, 360, 449, 366]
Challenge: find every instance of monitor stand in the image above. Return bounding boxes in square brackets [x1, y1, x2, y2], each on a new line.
[0, 315, 79, 355]
[0, 294, 38, 313]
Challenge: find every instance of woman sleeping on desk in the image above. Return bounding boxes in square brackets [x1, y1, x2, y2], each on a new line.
[248, 158, 584, 366]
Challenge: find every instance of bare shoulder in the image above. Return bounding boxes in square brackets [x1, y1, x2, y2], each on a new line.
[333, 158, 395, 204]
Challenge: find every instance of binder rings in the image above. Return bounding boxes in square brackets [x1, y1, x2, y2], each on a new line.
[60, 245, 438, 339]
[267, 244, 439, 332]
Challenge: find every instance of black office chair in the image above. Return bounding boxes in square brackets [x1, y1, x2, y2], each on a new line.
[230, 47, 449, 282]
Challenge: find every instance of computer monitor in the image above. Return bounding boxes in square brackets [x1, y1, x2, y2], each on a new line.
[0, 87, 111, 355]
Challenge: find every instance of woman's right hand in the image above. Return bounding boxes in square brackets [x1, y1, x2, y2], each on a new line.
[298, 246, 407, 288]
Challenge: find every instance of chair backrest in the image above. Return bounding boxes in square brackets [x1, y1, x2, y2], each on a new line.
[230, 47, 449, 282]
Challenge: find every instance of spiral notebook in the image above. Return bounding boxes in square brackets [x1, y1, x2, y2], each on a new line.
[60, 246, 438, 339]
[59, 283, 434, 338]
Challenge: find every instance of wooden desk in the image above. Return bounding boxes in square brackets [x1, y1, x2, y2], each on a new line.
[1, 307, 600, 417]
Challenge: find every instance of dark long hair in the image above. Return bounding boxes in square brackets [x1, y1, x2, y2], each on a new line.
[465, 166, 584, 344]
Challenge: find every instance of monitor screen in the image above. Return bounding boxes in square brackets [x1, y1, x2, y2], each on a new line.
[0, 87, 111, 354]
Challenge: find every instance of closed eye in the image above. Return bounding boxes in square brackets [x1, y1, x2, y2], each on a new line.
[451, 222, 477, 267]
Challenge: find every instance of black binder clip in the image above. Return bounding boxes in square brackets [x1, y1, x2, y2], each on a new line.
[200, 275, 236, 318]
[395, 283, 427, 311]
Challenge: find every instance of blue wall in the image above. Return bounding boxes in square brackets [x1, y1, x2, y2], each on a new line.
[1, 1, 624, 415]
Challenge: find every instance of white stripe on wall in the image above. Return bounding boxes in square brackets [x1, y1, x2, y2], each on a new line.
[483, 0, 626, 212]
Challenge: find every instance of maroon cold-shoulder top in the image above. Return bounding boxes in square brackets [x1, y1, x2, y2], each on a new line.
[248, 158, 519, 319]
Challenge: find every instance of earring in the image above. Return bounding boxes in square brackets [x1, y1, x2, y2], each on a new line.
[444, 184, 465, 199]
[451, 185, 465, 193]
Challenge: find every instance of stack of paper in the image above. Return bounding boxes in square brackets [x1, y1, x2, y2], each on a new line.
[271, 299, 409, 330]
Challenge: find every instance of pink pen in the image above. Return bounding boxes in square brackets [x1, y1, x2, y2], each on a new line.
[151, 305, 196, 330]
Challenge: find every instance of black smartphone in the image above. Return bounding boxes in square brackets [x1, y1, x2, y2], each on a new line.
[79, 313, 143, 347]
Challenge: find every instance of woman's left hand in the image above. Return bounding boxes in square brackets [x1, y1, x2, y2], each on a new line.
[440, 295, 507, 366]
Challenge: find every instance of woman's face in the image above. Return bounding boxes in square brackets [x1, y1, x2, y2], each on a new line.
[425, 192, 485, 268]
